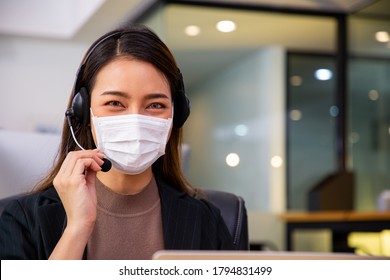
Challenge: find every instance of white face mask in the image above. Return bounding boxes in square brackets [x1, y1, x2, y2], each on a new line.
[91, 110, 172, 175]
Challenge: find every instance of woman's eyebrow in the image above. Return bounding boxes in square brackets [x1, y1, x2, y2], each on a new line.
[99, 91, 170, 100]
[100, 91, 130, 98]
[145, 93, 170, 100]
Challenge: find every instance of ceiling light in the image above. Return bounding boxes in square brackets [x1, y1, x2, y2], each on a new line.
[185, 25, 200, 36]
[368, 89, 379, 101]
[270, 156, 283, 168]
[289, 109, 302, 121]
[329, 105, 339, 117]
[216, 20, 236, 33]
[234, 124, 248, 136]
[290, 75, 303, 86]
[375, 31, 390, 43]
[226, 153, 240, 167]
[314, 68, 333, 81]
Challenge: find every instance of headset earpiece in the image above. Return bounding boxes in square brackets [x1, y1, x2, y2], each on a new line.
[69, 87, 90, 127]
[173, 72, 190, 128]
[173, 89, 190, 128]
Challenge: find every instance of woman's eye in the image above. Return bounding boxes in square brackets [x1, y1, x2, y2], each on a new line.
[148, 103, 164, 109]
[106, 101, 123, 107]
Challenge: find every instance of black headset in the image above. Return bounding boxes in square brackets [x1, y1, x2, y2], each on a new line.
[66, 30, 190, 128]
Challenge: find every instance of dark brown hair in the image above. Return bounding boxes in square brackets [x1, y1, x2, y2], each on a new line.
[35, 25, 193, 195]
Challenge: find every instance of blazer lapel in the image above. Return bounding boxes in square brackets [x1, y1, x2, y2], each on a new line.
[158, 179, 202, 250]
[36, 187, 66, 258]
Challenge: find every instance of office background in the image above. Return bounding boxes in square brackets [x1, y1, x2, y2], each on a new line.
[0, 0, 389, 252]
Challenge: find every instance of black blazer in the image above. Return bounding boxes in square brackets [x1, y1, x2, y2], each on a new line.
[0, 178, 234, 259]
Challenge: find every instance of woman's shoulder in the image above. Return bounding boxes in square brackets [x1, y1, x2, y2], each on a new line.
[0, 186, 64, 259]
[1, 186, 60, 217]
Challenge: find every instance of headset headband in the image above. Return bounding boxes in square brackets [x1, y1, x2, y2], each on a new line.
[68, 29, 190, 128]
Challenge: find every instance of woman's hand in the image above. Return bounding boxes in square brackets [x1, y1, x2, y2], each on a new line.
[54, 149, 104, 232]
[50, 149, 104, 259]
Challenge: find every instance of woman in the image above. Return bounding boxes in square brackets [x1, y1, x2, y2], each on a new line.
[0, 25, 234, 259]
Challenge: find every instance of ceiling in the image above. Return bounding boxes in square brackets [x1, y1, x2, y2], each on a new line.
[0, 0, 156, 40]
[0, 0, 386, 39]
[179, 0, 377, 13]
[0, 0, 389, 87]
[160, 1, 390, 86]
[0, 0, 104, 39]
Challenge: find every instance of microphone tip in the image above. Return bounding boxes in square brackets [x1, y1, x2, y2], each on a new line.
[101, 158, 112, 172]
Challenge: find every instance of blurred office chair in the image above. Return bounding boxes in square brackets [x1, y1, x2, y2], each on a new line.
[202, 189, 249, 250]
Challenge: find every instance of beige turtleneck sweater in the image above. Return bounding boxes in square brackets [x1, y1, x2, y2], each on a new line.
[87, 176, 165, 260]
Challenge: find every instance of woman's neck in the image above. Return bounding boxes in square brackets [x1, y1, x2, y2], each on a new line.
[96, 168, 153, 195]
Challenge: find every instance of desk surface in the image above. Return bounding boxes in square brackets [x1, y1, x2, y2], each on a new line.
[280, 211, 390, 252]
[280, 211, 390, 223]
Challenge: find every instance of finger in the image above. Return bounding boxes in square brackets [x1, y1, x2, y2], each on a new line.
[85, 169, 98, 194]
[91, 152, 105, 166]
[63, 150, 104, 176]
[79, 149, 104, 166]
[71, 158, 102, 178]
[60, 151, 79, 177]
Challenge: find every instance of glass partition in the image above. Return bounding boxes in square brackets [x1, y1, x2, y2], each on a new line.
[287, 53, 337, 210]
[348, 13, 390, 211]
[142, 4, 336, 210]
[140, 4, 337, 249]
